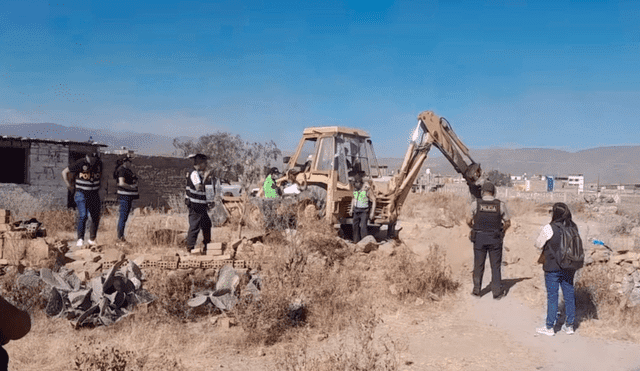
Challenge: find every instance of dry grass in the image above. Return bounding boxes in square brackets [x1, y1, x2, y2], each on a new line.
[576, 264, 640, 339]
[384, 243, 459, 300]
[401, 192, 469, 223]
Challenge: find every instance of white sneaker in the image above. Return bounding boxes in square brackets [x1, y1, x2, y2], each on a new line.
[536, 327, 555, 336]
[87, 239, 97, 246]
[76, 239, 84, 247]
[562, 324, 575, 335]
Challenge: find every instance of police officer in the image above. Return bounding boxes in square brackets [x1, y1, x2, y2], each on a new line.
[62, 152, 103, 247]
[466, 181, 511, 299]
[185, 154, 213, 254]
[261, 167, 282, 230]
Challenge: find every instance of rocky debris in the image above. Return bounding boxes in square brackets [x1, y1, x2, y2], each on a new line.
[433, 208, 456, 228]
[584, 194, 620, 204]
[187, 265, 261, 311]
[16, 259, 154, 327]
[356, 235, 378, 253]
[587, 238, 640, 308]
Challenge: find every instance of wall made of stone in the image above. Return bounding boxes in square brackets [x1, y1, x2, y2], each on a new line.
[27, 142, 69, 205]
[102, 154, 191, 208]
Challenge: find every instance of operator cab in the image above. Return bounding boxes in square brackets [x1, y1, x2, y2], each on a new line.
[285, 126, 381, 186]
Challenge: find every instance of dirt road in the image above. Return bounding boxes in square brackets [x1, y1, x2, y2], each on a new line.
[391, 212, 640, 371]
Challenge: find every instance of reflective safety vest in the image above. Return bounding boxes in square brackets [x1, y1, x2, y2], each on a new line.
[353, 190, 369, 209]
[186, 170, 208, 204]
[263, 175, 277, 199]
[75, 163, 102, 192]
[116, 168, 139, 199]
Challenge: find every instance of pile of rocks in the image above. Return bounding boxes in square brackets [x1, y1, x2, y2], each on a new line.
[585, 235, 640, 307]
[17, 259, 154, 327]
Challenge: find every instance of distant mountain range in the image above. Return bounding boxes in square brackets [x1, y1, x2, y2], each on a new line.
[380, 146, 640, 185]
[0, 123, 179, 155]
[1, 123, 638, 184]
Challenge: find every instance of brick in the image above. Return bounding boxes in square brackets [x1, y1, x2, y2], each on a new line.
[196, 255, 215, 262]
[162, 254, 180, 262]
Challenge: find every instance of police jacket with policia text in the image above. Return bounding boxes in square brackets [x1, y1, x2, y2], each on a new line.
[68, 158, 102, 193]
[185, 170, 209, 206]
[470, 196, 510, 245]
[115, 167, 139, 199]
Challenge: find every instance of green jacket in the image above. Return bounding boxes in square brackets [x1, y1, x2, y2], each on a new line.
[263, 174, 278, 198]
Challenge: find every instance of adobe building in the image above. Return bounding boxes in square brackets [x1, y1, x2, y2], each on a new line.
[0, 136, 106, 206]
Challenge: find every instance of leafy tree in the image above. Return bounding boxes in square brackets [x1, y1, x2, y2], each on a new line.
[173, 132, 281, 191]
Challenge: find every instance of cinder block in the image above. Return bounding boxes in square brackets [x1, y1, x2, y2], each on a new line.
[162, 254, 180, 262]
[208, 242, 223, 251]
[0, 259, 8, 266]
[0, 210, 10, 218]
[85, 262, 102, 276]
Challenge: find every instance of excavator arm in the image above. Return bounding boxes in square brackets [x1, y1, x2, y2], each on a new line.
[384, 111, 482, 221]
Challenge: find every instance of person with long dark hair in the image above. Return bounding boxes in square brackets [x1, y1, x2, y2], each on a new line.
[534, 202, 579, 336]
[114, 155, 139, 243]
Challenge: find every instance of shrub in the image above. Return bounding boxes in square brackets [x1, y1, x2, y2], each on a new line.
[384, 243, 459, 300]
[143, 270, 217, 321]
[0, 271, 48, 314]
[275, 313, 399, 371]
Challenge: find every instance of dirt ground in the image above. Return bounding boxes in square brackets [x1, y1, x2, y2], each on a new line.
[5, 198, 640, 371]
[392, 207, 640, 371]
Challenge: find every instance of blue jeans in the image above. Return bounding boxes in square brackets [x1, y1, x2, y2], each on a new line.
[74, 191, 101, 241]
[544, 269, 576, 329]
[117, 196, 134, 240]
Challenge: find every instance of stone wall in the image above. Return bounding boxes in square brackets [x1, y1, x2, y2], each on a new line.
[26, 141, 69, 204]
[102, 154, 191, 208]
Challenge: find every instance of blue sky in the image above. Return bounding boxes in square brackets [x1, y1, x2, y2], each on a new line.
[1, 0, 638, 157]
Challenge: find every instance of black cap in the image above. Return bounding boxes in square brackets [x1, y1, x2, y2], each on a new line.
[481, 181, 496, 194]
[193, 153, 208, 161]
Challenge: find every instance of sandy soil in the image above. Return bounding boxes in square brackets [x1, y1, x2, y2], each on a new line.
[5, 204, 640, 370]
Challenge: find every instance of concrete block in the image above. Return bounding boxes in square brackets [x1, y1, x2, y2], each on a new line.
[0, 259, 8, 266]
[208, 242, 223, 251]
[207, 249, 224, 256]
[162, 254, 180, 262]
[196, 255, 215, 262]
[0, 210, 10, 218]
[4, 231, 28, 239]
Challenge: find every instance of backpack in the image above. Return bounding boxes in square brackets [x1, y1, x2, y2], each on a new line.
[554, 223, 584, 270]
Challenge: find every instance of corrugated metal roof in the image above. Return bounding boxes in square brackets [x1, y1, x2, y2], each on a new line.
[0, 135, 108, 147]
